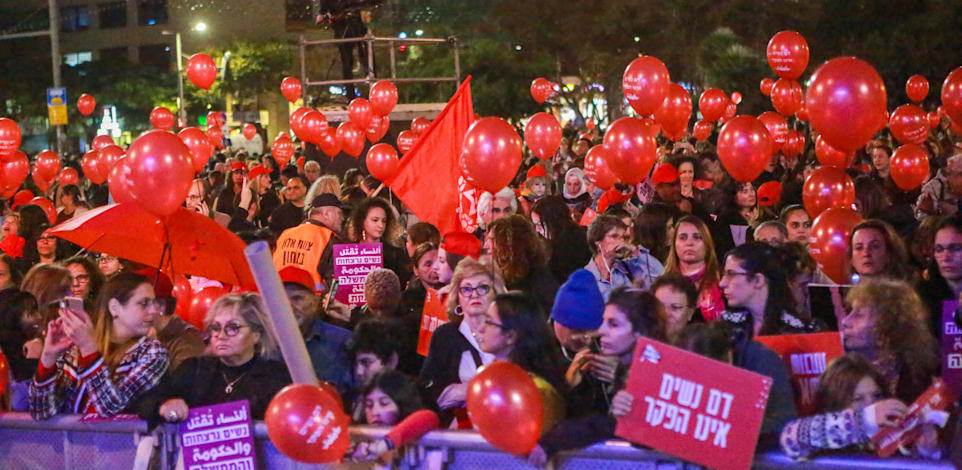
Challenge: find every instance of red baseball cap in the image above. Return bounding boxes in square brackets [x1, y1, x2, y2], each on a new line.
[757, 181, 782, 207]
[651, 163, 679, 185]
[248, 164, 270, 180]
[230, 161, 249, 173]
[278, 266, 315, 292]
[441, 232, 482, 259]
[526, 165, 547, 179]
[597, 188, 632, 214]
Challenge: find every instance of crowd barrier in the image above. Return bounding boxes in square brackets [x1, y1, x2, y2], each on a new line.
[0, 412, 955, 469]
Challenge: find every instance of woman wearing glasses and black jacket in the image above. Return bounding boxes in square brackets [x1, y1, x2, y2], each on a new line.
[135, 293, 291, 423]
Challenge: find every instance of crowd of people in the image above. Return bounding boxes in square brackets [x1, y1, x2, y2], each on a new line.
[1, 117, 961, 466]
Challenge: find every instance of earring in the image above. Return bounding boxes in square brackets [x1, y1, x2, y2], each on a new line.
[455, 305, 464, 316]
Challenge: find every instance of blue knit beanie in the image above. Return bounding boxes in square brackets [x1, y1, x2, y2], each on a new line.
[550, 269, 605, 330]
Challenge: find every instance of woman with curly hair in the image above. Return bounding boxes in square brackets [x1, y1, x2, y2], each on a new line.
[485, 215, 559, 314]
[346, 197, 411, 286]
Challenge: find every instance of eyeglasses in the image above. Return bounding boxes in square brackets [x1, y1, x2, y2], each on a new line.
[72, 274, 90, 283]
[459, 284, 492, 297]
[205, 322, 250, 337]
[935, 244, 962, 255]
[483, 318, 505, 330]
[135, 297, 167, 311]
[721, 270, 753, 280]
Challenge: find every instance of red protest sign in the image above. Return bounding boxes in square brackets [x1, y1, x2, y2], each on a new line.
[873, 379, 954, 457]
[755, 332, 844, 416]
[579, 207, 598, 226]
[417, 288, 448, 356]
[615, 337, 771, 470]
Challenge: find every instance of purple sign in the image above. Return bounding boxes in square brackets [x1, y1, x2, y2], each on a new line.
[941, 301, 962, 394]
[180, 400, 256, 470]
[333, 242, 383, 307]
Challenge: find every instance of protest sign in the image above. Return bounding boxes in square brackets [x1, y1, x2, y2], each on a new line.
[873, 379, 954, 457]
[180, 400, 256, 470]
[756, 332, 845, 415]
[941, 300, 962, 394]
[579, 207, 597, 226]
[615, 337, 771, 470]
[417, 287, 448, 356]
[332, 243, 383, 307]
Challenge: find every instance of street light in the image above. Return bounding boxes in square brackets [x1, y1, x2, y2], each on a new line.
[162, 23, 207, 127]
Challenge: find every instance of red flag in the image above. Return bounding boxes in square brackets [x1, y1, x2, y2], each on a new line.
[387, 77, 474, 235]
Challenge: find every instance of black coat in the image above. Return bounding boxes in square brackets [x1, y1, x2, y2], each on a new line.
[419, 320, 479, 424]
[547, 227, 591, 284]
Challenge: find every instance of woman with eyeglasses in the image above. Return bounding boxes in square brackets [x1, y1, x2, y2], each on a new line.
[62, 255, 105, 308]
[29, 272, 170, 419]
[142, 293, 290, 422]
[97, 253, 124, 278]
[419, 258, 506, 426]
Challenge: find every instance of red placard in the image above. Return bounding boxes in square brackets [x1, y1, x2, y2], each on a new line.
[615, 337, 772, 470]
[416, 288, 448, 356]
[755, 332, 845, 416]
[579, 207, 598, 227]
[872, 379, 954, 457]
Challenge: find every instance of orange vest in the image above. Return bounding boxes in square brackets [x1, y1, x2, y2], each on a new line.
[272, 222, 334, 291]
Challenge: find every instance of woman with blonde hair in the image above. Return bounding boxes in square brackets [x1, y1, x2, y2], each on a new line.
[306, 174, 342, 202]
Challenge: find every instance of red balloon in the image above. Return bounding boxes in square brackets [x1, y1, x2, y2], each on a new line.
[336, 122, 365, 158]
[32, 166, 51, 192]
[584, 145, 617, 190]
[928, 111, 941, 129]
[58, 168, 79, 187]
[782, 130, 805, 159]
[81, 150, 106, 185]
[906, 75, 929, 103]
[30, 197, 57, 224]
[126, 130, 195, 216]
[757, 111, 789, 150]
[795, 102, 810, 122]
[0, 118, 21, 156]
[717, 116, 775, 183]
[207, 124, 224, 148]
[699, 88, 728, 123]
[1, 151, 28, 191]
[724, 102, 738, 120]
[178, 127, 215, 173]
[810, 207, 862, 284]
[654, 83, 692, 140]
[77, 93, 96, 116]
[317, 381, 344, 411]
[889, 104, 929, 145]
[99, 144, 126, 172]
[296, 156, 304, 169]
[638, 117, 660, 138]
[807, 57, 888, 154]
[348, 98, 374, 130]
[524, 112, 562, 160]
[186, 53, 217, 90]
[241, 123, 256, 141]
[953, 118, 962, 136]
[941, 67, 962, 127]
[366, 143, 399, 181]
[411, 117, 431, 135]
[730, 91, 743, 105]
[370, 80, 399, 116]
[770, 79, 804, 116]
[466, 361, 543, 456]
[767, 31, 810, 80]
[35, 150, 61, 181]
[108, 157, 135, 204]
[208, 111, 225, 128]
[602, 117, 659, 185]
[150, 106, 175, 130]
[92, 134, 114, 151]
[289, 106, 312, 141]
[397, 130, 418, 155]
[300, 111, 328, 145]
[186, 286, 228, 329]
[890, 144, 930, 191]
[0, 351, 7, 397]
[459, 117, 522, 193]
[530, 77, 553, 104]
[265, 384, 350, 463]
[280, 76, 302, 103]
[760, 78, 775, 96]
[815, 135, 852, 168]
[364, 114, 390, 143]
[318, 128, 341, 158]
[693, 120, 712, 142]
[802, 167, 855, 218]
[13, 190, 33, 208]
[623, 56, 671, 117]
[171, 274, 192, 321]
[271, 137, 295, 168]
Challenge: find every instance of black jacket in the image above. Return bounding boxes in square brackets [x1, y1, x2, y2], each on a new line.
[419, 320, 479, 425]
[546, 227, 591, 285]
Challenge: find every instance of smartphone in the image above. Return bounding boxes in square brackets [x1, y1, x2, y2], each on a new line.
[323, 278, 339, 310]
[60, 296, 85, 314]
[588, 335, 602, 354]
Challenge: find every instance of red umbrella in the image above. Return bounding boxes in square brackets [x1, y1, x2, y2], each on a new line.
[49, 203, 254, 287]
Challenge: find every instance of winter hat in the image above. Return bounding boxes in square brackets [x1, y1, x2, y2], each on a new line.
[550, 269, 605, 330]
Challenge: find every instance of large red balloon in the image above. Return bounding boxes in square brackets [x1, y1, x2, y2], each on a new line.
[300, 111, 328, 145]
[280, 76, 302, 103]
[35, 150, 61, 182]
[30, 197, 56, 224]
[207, 111, 225, 128]
[81, 150, 106, 185]
[289, 106, 312, 141]
[524, 112, 562, 160]
[370, 80, 398, 116]
[782, 130, 805, 159]
[717, 116, 775, 183]
[150, 106, 175, 131]
[12, 190, 33, 208]
[942, 67, 962, 126]
[623, 56, 671, 117]
[654, 83, 692, 140]
[905, 75, 928, 103]
[171, 274, 192, 321]
[207, 124, 224, 148]
[699, 88, 729, 123]
[364, 114, 390, 143]
[336, 122, 365, 158]
[693, 120, 712, 142]
[58, 168, 79, 187]
[802, 167, 855, 218]
[807, 57, 888, 154]
[348, 98, 374, 130]
[265, 384, 350, 463]
[366, 143, 399, 181]
[0, 118, 21, 156]
[99, 144, 126, 172]
[242, 123, 257, 141]
[890, 144, 930, 191]
[928, 111, 941, 129]
[186, 53, 217, 89]
[530, 78, 553, 104]
[466, 361, 543, 456]
[32, 166, 52, 193]
[411, 117, 431, 135]
[810, 208, 862, 284]
[757, 111, 789, 150]
[92, 134, 114, 151]
[77, 93, 96, 116]
[459, 117, 522, 193]
[888, 104, 929, 145]
[770, 79, 804, 116]
[760, 78, 775, 96]
[1, 151, 29, 191]
[186, 286, 228, 329]
[178, 127, 215, 173]
[584, 145, 617, 190]
[602, 117, 658, 185]
[271, 135, 295, 168]
[397, 130, 418, 155]
[126, 130, 195, 216]
[814, 135, 852, 168]
[318, 128, 341, 157]
[108, 157, 135, 204]
[766, 31, 810, 80]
